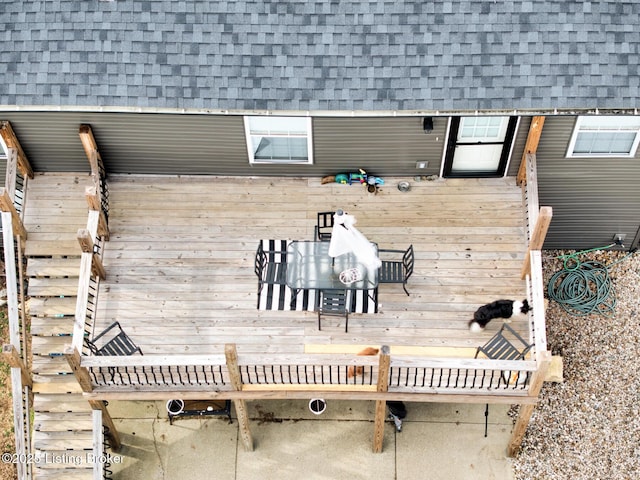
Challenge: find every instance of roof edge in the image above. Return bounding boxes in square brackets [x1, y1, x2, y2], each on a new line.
[0, 105, 638, 117]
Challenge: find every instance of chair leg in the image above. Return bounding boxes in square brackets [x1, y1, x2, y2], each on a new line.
[403, 282, 410, 296]
[345, 312, 349, 333]
[318, 311, 322, 331]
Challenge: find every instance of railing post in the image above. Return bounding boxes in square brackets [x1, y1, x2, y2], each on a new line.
[521, 206, 552, 279]
[507, 350, 551, 457]
[92, 410, 105, 479]
[64, 345, 94, 393]
[225, 344, 254, 451]
[517, 116, 545, 186]
[89, 400, 122, 452]
[4, 148, 17, 197]
[77, 228, 106, 279]
[372, 345, 390, 453]
[79, 125, 110, 240]
[2, 344, 32, 389]
[85, 185, 109, 240]
[0, 120, 34, 179]
[0, 188, 27, 238]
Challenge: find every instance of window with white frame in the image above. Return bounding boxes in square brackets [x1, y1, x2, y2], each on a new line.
[244, 116, 313, 164]
[567, 116, 640, 158]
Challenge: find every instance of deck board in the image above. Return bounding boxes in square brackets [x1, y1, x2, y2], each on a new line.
[88, 174, 530, 355]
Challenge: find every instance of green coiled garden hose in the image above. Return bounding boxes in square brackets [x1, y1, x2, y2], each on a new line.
[547, 245, 617, 317]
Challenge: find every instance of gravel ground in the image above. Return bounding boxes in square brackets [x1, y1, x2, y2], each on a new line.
[513, 249, 640, 480]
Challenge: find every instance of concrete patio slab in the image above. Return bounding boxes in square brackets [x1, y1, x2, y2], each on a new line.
[109, 402, 237, 480]
[107, 399, 515, 480]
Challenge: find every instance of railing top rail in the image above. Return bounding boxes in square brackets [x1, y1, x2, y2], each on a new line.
[390, 356, 537, 371]
[81, 354, 227, 368]
[81, 352, 537, 372]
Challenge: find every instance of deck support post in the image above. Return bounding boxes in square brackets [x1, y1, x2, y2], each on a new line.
[372, 345, 391, 453]
[225, 343, 254, 452]
[507, 351, 551, 457]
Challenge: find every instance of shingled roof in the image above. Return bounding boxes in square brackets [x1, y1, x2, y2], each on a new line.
[1, 1, 639, 113]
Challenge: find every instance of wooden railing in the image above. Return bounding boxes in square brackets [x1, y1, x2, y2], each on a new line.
[518, 151, 550, 362]
[526, 250, 548, 361]
[0, 122, 34, 480]
[72, 126, 109, 353]
[75, 349, 537, 399]
[69, 343, 541, 455]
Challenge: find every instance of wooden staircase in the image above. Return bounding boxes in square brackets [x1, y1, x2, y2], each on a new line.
[24, 173, 97, 479]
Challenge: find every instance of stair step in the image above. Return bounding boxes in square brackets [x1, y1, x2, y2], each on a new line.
[34, 394, 92, 413]
[33, 467, 93, 480]
[28, 297, 77, 316]
[32, 356, 73, 375]
[25, 238, 81, 257]
[32, 336, 74, 357]
[30, 316, 77, 336]
[33, 375, 83, 394]
[29, 277, 79, 296]
[27, 257, 81, 277]
[34, 414, 94, 432]
[34, 429, 93, 450]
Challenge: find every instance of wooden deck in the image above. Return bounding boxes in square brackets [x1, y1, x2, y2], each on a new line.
[85, 174, 529, 356]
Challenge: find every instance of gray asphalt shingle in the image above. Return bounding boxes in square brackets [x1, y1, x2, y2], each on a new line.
[0, 0, 639, 112]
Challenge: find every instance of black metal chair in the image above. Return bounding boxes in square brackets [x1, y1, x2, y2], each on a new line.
[317, 289, 349, 332]
[254, 241, 288, 308]
[475, 323, 532, 362]
[85, 321, 143, 356]
[314, 211, 335, 241]
[474, 323, 532, 437]
[378, 244, 414, 295]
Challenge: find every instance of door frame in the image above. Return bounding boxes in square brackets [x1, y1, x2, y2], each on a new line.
[442, 116, 519, 178]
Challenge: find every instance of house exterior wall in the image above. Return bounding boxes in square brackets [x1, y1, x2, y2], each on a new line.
[2, 112, 533, 178]
[536, 116, 640, 250]
[2, 112, 449, 177]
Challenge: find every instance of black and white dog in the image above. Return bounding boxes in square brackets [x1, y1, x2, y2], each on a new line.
[468, 299, 531, 333]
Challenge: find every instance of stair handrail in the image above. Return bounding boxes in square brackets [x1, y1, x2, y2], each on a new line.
[0, 123, 34, 480]
[72, 125, 110, 353]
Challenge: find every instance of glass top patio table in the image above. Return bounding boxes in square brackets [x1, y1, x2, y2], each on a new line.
[286, 241, 378, 290]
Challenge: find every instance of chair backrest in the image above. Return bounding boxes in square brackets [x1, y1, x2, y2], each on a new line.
[317, 211, 335, 229]
[319, 289, 348, 314]
[477, 323, 532, 360]
[254, 242, 267, 280]
[86, 321, 143, 356]
[316, 211, 335, 240]
[403, 245, 415, 278]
